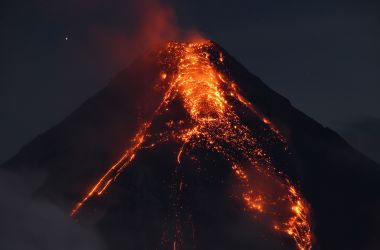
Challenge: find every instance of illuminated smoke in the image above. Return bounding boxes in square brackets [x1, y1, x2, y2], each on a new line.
[93, 0, 200, 70]
[71, 40, 312, 250]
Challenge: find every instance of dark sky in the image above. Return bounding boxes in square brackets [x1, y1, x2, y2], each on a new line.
[1, 0, 379, 164]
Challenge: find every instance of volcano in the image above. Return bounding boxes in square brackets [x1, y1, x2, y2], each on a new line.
[3, 40, 380, 250]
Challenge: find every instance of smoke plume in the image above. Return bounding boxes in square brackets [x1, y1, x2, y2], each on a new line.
[0, 169, 105, 250]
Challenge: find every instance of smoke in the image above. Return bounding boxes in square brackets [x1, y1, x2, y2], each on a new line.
[0, 169, 106, 250]
[336, 116, 380, 164]
[92, 0, 201, 70]
[37, 0, 201, 71]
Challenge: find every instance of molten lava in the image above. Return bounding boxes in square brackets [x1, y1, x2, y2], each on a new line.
[71, 40, 312, 250]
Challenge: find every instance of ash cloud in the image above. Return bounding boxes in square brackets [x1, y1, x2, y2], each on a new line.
[93, 0, 200, 70]
[0, 169, 106, 250]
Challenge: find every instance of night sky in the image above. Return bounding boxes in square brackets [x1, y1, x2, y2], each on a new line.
[1, 0, 379, 164]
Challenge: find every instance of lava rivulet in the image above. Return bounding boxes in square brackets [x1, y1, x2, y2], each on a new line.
[71, 40, 312, 250]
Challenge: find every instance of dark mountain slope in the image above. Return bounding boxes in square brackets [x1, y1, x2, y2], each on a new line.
[3, 41, 380, 250]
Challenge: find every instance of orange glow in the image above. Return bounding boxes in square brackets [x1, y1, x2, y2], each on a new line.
[70, 121, 151, 216]
[71, 40, 312, 250]
[161, 72, 167, 80]
[219, 52, 224, 62]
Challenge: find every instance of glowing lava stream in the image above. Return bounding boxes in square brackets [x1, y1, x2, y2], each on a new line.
[71, 40, 312, 250]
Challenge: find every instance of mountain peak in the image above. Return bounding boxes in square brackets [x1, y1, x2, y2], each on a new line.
[70, 39, 311, 249]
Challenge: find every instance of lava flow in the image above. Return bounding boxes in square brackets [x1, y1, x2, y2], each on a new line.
[71, 40, 312, 250]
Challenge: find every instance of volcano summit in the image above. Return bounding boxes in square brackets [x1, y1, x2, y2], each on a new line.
[71, 40, 311, 249]
[3, 40, 380, 250]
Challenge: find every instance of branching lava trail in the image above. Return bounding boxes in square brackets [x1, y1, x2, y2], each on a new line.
[71, 40, 312, 250]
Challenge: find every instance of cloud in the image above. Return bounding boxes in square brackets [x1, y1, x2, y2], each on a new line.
[0, 169, 106, 250]
[336, 117, 380, 164]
